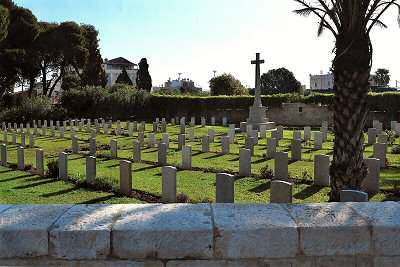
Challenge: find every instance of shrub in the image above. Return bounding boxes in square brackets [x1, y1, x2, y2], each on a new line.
[46, 159, 59, 178]
[385, 130, 396, 146]
[392, 145, 400, 154]
[259, 165, 274, 180]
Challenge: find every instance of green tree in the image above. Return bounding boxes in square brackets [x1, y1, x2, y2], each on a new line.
[261, 68, 302, 94]
[209, 73, 248, 96]
[0, 4, 9, 42]
[115, 68, 133, 85]
[80, 24, 107, 87]
[136, 58, 152, 92]
[0, 5, 39, 98]
[374, 68, 390, 86]
[294, 0, 400, 201]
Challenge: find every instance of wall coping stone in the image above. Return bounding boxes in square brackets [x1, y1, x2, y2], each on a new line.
[0, 202, 399, 265]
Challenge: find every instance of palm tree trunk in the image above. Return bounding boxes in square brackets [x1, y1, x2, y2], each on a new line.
[329, 33, 371, 201]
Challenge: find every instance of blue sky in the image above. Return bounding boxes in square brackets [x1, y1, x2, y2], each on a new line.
[14, 0, 400, 89]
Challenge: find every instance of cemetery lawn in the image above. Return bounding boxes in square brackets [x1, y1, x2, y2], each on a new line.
[1, 123, 399, 204]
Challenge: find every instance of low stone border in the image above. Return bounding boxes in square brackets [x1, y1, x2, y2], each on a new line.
[0, 202, 399, 266]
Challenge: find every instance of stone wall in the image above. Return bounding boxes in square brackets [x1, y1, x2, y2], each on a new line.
[1, 203, 399, 266]
[200, 103, 400, 128]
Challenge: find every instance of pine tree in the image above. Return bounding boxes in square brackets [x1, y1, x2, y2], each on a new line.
[136, 58, 152, 92]
[115, 68, 133, 85]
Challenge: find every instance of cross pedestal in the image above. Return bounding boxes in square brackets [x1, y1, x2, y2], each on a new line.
[246, 53, 276, 130]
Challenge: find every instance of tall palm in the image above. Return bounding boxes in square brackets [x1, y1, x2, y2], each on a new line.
[294, 0, 400, 201]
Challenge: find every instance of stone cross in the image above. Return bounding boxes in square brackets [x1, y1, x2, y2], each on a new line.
[251, 53, 265, 108]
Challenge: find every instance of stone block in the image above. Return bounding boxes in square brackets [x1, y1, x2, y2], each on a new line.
[138, 132, 145, 148]
[373, 143, 387, 168]
[377, 134, 388, 144]
[59, 152, 68, 180]
[304, 126, 311, 141]
[267, 138, 277, 159]
[162, 166, 177, 203]
[178, 134, 186, 151]
[133, 141, 141, 163]
[158, 143, 167, 166]
[163, 133, 170, 149]
[286, 203, 371, 256]
[0, 204, 73, 258]
[110, 139, 118, 159]
[239, 149, 251, 177]
[345, 202, 400, 256]
[202, 135, 210, 153]
[72, 137, 79, 154]
[212, 204, 298, 259]
[86, 156, 96, 184]
[291, 139, 302, 161]
[120, 160, 132, 196]
[368, 128, 377, 145]
[112, 204, 213, 259]
[89, 138, 96, 156]
[36, 149, 44, 177]
[49, 204, 122, 260]
[216, 173, 234, 203]
[208, 128, 215, 143]
[314, 154, 330, 186]
[314, 132, 323, 150]
[293, 131, 302, 140]
[189, 128, 195, 142]
[362, 158, 380, 194]
[270, 180, 292, 203]
[1, 144, 7, 167]
[148, 133, 156, 148]
[274, 152, 288, 181]
[340, 190, 368, 202]
[17, 146, 24, 171]
[182, 145, 192, 170]
[221, 136, 230, 155]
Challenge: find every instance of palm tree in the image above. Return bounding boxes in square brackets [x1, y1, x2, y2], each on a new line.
[294, 0, 400, 201]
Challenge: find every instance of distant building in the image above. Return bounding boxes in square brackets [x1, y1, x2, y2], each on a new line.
[32, 81, 63, 104]
[309, 73, 334, 90]
[153, 75, 202, 93]
[102, 57, 138, 87]
[310, 72, 378, 90]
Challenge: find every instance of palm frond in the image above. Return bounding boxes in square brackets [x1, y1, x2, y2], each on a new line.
[293, 7, 315, 17]
[371, 19, 388, 28]
[317, 15, 327, 36]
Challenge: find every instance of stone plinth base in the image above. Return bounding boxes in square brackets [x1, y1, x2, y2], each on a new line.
[247, 105, 276, 130]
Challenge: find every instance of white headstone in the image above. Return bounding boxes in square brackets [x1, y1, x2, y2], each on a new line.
[59, 152, 68, 180]
[182, 145, 192, 170]
[162, 166, 177, 203]
[239, 148, 252, 177]
[216, 173, 235, 203]
[86, 156, 96, 184]
[120, 160, 132, 196]
[270, 180, 292, 203]
[36, 149, 44, 177]
[274, 152, 288, 181]
[314, 154, 330, 186]
[362, 158, 380, 194]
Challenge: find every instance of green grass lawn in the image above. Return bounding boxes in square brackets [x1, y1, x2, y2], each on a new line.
[0, 123, 399, 204]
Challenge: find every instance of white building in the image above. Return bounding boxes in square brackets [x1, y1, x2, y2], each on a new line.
[153, 74, 202, 93]
[33, 81, 63, 104]
[309, 73, 334, 90]
[102, 57, 138, 87]
[310, 72, 378, 90]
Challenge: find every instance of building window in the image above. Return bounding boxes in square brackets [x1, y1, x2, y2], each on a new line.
[299, 107, 303, 113]
[315, 83, 317, 88]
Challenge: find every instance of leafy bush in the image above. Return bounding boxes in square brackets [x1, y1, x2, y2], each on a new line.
[392, 145, 400, 154]
[385, 130, 396, 146]
[259, 165, 274, 180]
[0, 96, 67, 123]
[46, 159, 59, 178]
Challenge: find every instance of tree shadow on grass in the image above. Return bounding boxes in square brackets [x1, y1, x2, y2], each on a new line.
[293, 185, 325, 200]
[68, 156, 86, 161]
[0, 174, 32, 183]
[0, 169, 15, 174]
[13, 179, 57, 189]
[204, 154, 223, 160]
[249, 181, 271, 193]
[135, 165, 159, 172]
[41, 187, 80, 198]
